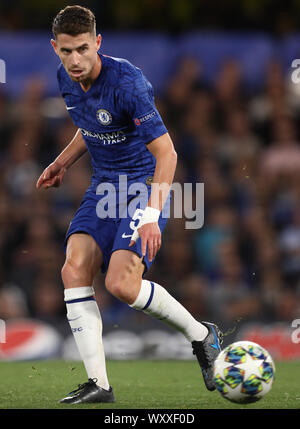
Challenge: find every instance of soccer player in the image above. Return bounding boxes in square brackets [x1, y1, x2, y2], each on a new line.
[36, 5, 222, 404]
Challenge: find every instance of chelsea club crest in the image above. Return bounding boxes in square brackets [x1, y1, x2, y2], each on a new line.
[96, 109, 112, 125]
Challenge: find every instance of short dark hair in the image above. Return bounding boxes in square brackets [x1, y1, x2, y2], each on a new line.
[52, 5, 96, 38]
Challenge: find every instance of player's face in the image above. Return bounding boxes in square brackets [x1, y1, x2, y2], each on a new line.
[51, 32, 101, 82]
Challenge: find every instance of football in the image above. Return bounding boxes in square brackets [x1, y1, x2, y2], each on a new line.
[213, 340, 275, 404]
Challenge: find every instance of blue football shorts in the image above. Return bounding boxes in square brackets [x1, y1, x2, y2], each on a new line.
[64, 185, 170, 274]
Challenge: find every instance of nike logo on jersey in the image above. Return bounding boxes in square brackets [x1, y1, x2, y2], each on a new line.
[66, 106, 77, 110]
[122, 232, 133, 239]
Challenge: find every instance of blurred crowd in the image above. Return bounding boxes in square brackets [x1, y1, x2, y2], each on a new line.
[0, 52, 300, 337]
[1, 0, 299, 35]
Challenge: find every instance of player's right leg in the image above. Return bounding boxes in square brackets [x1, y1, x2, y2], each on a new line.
[108, 207, 223, 391]
[60, 233, 114, 404]
[106, 249, 223, 391]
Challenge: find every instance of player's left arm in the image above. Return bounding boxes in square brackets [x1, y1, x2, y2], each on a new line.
[147, 132, 177, 211]
[129, 132, 177, 262]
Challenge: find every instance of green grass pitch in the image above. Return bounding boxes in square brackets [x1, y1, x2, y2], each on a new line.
[0, 360, 299, 409]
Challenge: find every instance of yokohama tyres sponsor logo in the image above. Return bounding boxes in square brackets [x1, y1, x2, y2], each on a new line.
[80, 128, 126, 145]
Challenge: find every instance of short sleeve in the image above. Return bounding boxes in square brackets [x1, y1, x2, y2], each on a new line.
[119, 66, 168, 144]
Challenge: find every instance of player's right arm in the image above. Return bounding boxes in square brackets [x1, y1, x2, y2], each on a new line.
[36, 128, 87, 189]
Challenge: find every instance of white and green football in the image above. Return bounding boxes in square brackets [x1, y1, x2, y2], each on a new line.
[213, 340, 275, 404]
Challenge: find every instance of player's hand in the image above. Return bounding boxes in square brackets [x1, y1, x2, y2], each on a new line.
[36, 162, 66, 189]
[129, 222, 161, 262]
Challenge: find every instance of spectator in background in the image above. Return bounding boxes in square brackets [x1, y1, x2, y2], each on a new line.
[214, 59, 244, 128]
[30, 274, 64, 324]
[217, 108, 261, 171]
[207, 247, 261, 330]
[0, 283, 28, 320]
[249, 61, 290, 133]
[3, 131, 40, 199]
[178, 273, 210, 322]
[278, 203, 300, 285]
[260, 115, 300, 178]
[164, 56, 204, 133]
[194, 205, 237, 279]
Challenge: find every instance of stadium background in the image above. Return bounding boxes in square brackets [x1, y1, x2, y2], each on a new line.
[0, 0, 299, 361]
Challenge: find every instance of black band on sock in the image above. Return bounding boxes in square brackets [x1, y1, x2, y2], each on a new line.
[65, 296, 95, 304]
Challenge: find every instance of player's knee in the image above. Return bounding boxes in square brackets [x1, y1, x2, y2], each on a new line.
[105, 271, 138, 304]
[61, 257, 93, 288]
[105, 252, 144, 303]
[61, 259, 79, 286]
[105, 273, 127, 301]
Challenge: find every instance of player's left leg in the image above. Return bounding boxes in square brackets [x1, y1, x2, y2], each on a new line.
[60, 233, 114, 404]
[105, 249, 222, 391]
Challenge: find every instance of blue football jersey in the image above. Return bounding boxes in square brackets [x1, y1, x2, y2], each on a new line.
[57, 53, 168, 190]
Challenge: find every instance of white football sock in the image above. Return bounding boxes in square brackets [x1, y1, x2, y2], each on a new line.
[64, 286, 110, 390]
[130, 280, 208, 341]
